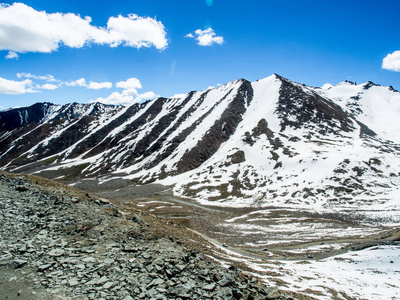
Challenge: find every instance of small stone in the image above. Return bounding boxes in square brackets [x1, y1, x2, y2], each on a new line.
[76, 264, 85, 270]
[203, 283, 216, 291]
[132, 214, 149, 227]
[10, 259, 27, 269]
[71, 197, 80, 203]
[48, 249, 64, 257]
[103, 281, 114, 289]
[218, 275, 233, 287]
[18, 244, 27, 254]
[156, 287, 167, 293]
[48, 270, 63, 277]
[68, 278, 79, 286]
[82, 257, 97, 263]
[38, 263, 54, 272]
[85, 279, 98, 286]
[104, 258, 115, 265]
[176, 264, 186, 272]
[148, 278, 164, 288]
[96, 276, 109, 285]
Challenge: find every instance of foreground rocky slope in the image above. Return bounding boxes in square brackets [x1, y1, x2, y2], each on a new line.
[0, 171, 291, 300]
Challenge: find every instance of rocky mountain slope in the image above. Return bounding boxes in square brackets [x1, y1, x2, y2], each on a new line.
[0, 171, 291, 300]
[0, 74, 399, 211]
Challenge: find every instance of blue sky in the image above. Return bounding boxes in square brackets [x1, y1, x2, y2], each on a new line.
[0, 0, 399, 109]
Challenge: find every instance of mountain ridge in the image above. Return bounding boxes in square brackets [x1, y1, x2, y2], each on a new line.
[1, 74, 399, 212]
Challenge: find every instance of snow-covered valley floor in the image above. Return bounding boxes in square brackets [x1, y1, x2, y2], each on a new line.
[209, 240, 400, 300]
[75, 179, 400, 300]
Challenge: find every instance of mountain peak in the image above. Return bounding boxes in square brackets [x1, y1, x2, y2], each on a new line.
[363, 81, 380, 90]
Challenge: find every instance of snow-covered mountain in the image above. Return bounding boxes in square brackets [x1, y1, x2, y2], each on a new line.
[1, 74, 399, 211]
[0, 102, 122, 131]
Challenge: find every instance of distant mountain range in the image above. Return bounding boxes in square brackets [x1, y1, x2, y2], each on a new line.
[1, 74, 399, 211]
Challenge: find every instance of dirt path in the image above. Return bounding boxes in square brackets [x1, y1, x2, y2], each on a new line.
[76, 179, 400, 262]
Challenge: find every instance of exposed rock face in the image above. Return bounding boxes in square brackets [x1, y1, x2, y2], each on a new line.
[176, 80, 253, 173]
[0, 172, 289, 299]
[0, 102, 52, 131]
[276, 75, 355, 134]
[0, 102, 121, 132]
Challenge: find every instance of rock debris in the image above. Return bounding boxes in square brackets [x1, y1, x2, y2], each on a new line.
[0, 172, 291, 300]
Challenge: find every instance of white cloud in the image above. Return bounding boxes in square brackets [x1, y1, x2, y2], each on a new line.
[5, 51, 18, 59]
[64, 78, 113, 90]
[106, 14, 168, 50]
[382, 51, 400, 72]
[137, 91, 156, 101]
[0, 77, 35, 94]
[116, 77, 142, 89]
[37, 83, 58, 90]
[186, 28, 224, 46]
[93, 89, 138, 106]
[93, 89, 157, 106]
[17, 72, 58, 82]
[88, 81, 112, 89]
[65, 78, 87, 87]
[0, 3, 168, 56]
[92, 77, 156, 106]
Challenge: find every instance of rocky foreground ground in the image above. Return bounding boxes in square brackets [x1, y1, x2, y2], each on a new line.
[0, 171, 294, 300]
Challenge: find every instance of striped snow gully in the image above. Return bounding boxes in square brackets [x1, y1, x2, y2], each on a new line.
[25, 103, 121, 157]
[163, 75, 282, 202]
[156, 80, 243, 170]
[0, 102, 123, 169]
[119, 79, 244, 175]
[60, 105, 130, 159]
[156, 76, 400, 211]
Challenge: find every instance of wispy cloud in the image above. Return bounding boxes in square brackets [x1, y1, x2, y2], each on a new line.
[1, 72, 152, 102]
[17, 72, 58, 82]
[382, 51, 400, 72]
[0, 73, 62, 94]
[65, 78, 112, 89]
[36, 83, 58, 90]
[0, 3, 168, 57]
[65, 78, 87, 87]
[5, 51, 18, 59]
[185, 28, 224, 46]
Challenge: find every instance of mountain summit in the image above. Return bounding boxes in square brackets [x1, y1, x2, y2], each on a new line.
[1, 74, 399, 210]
